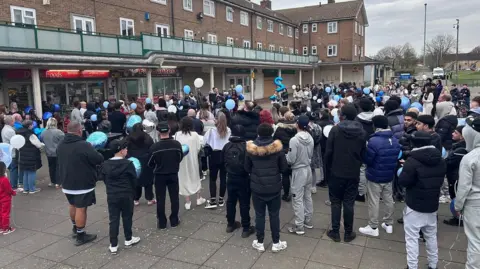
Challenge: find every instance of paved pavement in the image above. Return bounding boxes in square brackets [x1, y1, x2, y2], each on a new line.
[0, 156, 468, 269]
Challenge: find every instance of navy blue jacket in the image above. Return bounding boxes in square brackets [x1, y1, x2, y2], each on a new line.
[386, 108, 405, 140]
[364, 130, 401, 183]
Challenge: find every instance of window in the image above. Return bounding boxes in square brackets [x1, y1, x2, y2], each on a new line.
[207, 34, 217, 44]
[289, 48, 294, 54]
[203, 0, 215, 17]
[360, 25, 364, 36]
[267, 20, 273, 32]
[73, 15, 95, 34]
[243, 40, 251, 48]
[227, 37, 234, 46]
[287, 26, 293, 37]
[120, 18, 134, 36]
[256, 16, 262, 29]
[279, 24, 284, 35]
[279, 47, 284, 53]
[302, 46, 308, 55]
[327, 22, 338, 33]
[155, 24, 169, 37]
[295, 49, 299, 55]
[312, 23, 317, 33]
[311, 46, 317, 55]
[302, 24, 308, 33]
[327, 45, 337, 57]
[355, 21, 358, 34]
[256, 42, 263, 50]
[183, 0, 192, 11]
[226, 7, 233, 22]
[10, 6, 36, 26]
[295, 28, 299, 39]
[184, 29, 194, 40]
[151, 0, 166, 4]
[269, 45, 275, 51]
[240, 11, 249, 26]
[360, 46, 363, 57]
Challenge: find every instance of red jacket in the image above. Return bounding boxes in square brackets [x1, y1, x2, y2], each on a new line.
[0, 176, 15, 202]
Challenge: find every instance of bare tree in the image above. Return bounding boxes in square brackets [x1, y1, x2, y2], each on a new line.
[399, 43, 417, 69]
[425, 34, 456, 67]
[374, 45, 404, 69]
[470, 46, 480, 54]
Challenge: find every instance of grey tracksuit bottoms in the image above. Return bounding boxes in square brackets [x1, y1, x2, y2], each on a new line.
[367, 181, 394, 229]
[358, 164, 367, 196]
[403, 206, 438, 269]
[291, 166, 313, 228]
[463, 205, 480, 269]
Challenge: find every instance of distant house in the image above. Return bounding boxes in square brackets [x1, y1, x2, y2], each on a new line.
[443, 53, 480, 71]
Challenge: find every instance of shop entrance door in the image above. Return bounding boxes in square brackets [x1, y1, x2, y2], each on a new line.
[264, 77, 275, 98]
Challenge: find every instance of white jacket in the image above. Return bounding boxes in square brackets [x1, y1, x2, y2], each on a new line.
[293, 90, 303, 100]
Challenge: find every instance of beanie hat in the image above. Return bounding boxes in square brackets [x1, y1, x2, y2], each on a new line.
[372, 115, 389, 129]
[340, 104, 358, 121]
[259, 110, 274, 125]
[231, 124, 246, 138]
[257, 123, 274, 137]
[389, 96, 401, 106]
[466, 117, 480, 132]
[359, 97, 373, 112]
[410, 131, 432, 148]
[417, 115, 435, 128]
[384, 99, 400, 114]
[455, 125, 464, 134]
[405, 111, 418, 119]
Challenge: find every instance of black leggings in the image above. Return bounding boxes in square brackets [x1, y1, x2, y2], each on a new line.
[135, 185, 154, 201]
[209, 151, 226, 199]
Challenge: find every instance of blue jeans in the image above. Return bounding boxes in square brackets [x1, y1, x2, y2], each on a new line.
[8, 159, 23, 188]
[22, 170, 37, 192]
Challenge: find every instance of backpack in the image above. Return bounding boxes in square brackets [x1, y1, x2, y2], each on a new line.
[224, 141, 246, 175]
[308, 123, 322, 146]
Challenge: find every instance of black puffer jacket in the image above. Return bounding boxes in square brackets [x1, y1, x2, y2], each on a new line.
[399, 146, 446, 213]
[273, 120, 297, 152]
[435, 115, 458, 150]
[445, 140, 467, 197]
[399, 126, 416, 159]
[17, 128, 42, 171]
[245, 137, 288, 196]
[100, 158, 137, 199]
[230, 110, 260, 141]
[428, 131, 443, 152]
[386, 108, 405, 139]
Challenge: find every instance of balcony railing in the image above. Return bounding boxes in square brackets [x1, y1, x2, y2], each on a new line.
[0, 22, 318, 65]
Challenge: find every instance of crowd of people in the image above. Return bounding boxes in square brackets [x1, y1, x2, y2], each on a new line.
[0, 79, 479, 268]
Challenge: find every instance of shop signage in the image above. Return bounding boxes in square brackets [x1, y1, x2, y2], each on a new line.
[4, 69, 110, 79]
[114, 68, 181, 78]
[226, 68, 257, 74]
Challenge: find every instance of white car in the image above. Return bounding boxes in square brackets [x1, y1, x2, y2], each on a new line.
[432, 67, 445, 80]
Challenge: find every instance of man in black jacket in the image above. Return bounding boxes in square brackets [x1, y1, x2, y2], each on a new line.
[399, 131, 446, 269]
[245, 123, 288, 253]
[355, 98, 375, 202]
[57, 121, 104, 246]
[415, 115, 442, 151]
[325, 104, 366, 242]
[148, 122, 183, 230]
[230, 101, 260, 141]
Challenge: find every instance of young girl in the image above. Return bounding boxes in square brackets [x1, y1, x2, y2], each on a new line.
[0, 162, 16, 235]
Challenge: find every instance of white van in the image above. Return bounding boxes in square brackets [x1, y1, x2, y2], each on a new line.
[432, 67, 445, 80]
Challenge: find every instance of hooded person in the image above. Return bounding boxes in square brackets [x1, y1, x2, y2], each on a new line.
[455, 117, 480, 268]
[399, 131, 446, 269]
[83, 102, 98, 136]
[230, 101, 260, 141]
[286, 115, 314, 235]
[384, 100, 405, 139]
[434, 114, 458, 150]
[324, 104, 366, 243]
[355, 97, 375, 202]
[416, 115, 442, 152]
[435, 94, 456, 120]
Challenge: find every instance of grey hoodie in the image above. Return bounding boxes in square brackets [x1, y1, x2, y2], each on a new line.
[286, 131, 314, 169]
[41, 128, 65, 157]
[456, 124, 480, 210]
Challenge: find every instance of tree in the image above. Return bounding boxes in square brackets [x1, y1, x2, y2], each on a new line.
[373, 45, 404, 69]
[425, 34, 456, 67]
[471, 46, 480, 54]
[399, 43, 417, 69]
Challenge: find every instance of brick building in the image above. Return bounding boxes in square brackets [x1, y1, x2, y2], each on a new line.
[0, 0, 379, 116]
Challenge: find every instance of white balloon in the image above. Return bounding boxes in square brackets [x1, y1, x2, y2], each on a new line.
[317, 99, 322, 103]
[307, 107, 311, 112]
[194, 78, 204, 88]
[167, 105, 178, 114]
[10, 135, 26, 149]
[313, 96, 318, 101]
[404, 89, 409, 95]
[330, 108, 339, 117]
[422, 75, 427, 80]
[292, 85, 297, 90]
[323, 125, 333, 137]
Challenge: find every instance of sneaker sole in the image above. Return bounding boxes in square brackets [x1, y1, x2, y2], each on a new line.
[253, 247, 265, 253]
[304, 225, 314, 229]
[272, 247, 286, 253]
[205, 205, 218, 209]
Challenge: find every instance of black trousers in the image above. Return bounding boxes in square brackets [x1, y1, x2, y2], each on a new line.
[447, 175, 458, 199]
[252, 193, 281, 244]
[155, 174, 180, 229]
[107, 196, 134, 247]
[209, 151, 226, 199]
[282, 169, 291, 196]
[47, 156, 57, 185]
[201, 156, 208, 172]
[226, 176, 251, 230]
[329, 176, 358, 234]
[135, 184, 154, 201]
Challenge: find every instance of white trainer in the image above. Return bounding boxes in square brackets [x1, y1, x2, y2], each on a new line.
[109, 245, 118, 254]
[381, 223, 393, 234]
[271, 241, 287, 252]
[185, 202, 192, 210]
[197, 197, 206, 206]
[311, 187, 317, 194]
[252, 240, 265, 252]
[359, 225, 379, 237]
[125, 236, 141, 248]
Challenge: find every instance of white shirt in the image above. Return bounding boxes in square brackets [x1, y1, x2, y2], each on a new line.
[203, 127, 231, 151]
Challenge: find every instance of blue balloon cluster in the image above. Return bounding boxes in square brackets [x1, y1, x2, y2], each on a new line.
[238, 94, 245, 101]
[131, 103, 137, 110]
[128, 157, 142, 178]
[86, 131, 108, 149]
[43, 112, 53, 121]
[126, 115, 142, 132]
[378, 91, 385, 97]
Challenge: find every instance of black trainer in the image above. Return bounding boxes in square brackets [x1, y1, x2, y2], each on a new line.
[281, 194, 291, 202]
[344, 232, 357, 242]
[242, 226, 255, 238]
[71, 226, 77, 238]
[355, 195, 365, 202]
[226, 221, 241, 233]
[327, 230, 341, 242]
[218, 197, 225, 207]
[74, 233, 97, 246]
[205, 198, 218, 209]
[443, 217, 463, 227]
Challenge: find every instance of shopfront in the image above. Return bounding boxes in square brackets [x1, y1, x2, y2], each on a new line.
[225, 68, 255, 94]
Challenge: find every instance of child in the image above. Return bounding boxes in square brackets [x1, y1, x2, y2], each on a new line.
[100, 139, 140, 254]
[0, 162, 16, 235]
[223, 125, 254, 237]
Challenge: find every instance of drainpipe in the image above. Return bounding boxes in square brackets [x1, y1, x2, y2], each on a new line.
[250, 13, 254, 47]
[170, 0, 175, 37]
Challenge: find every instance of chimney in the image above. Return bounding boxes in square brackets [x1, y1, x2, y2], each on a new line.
[260, 0, 272, 9]
[328, 0, 335, 3]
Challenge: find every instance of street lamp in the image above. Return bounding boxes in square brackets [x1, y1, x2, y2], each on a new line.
[454, 19, 460, 79]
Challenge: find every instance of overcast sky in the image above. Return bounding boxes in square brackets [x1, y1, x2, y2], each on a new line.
[252, 0, 480, 56]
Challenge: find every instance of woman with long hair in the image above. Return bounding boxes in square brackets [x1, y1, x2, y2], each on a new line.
[127, 123, 155, 206]
[197, 102, 214, 122]
[423, 86, 435, 116]
[41, 118, 65, 188]
[175, 117, 206, 209]
[271, 103, 281, 124]
[167, 112, 179, 138]
[203, 112, 231, 208]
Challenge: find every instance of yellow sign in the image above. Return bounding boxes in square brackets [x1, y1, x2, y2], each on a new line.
[251, 72, 255, 79]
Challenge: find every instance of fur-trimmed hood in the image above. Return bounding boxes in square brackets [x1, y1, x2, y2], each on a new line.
[276, 120, 297, 129]
[246, 139, 283, 156]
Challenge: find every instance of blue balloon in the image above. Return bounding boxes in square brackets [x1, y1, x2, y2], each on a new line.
[95, 107, 101, 113]
[182, 144, 190, 156]
[225, 99, 235, 110]
[378, 91, 385, 97]
[42, 112, 53, 121]
[400, 96, 410, 110]
[128, 157, 142, 178]
[130, 103, 137, 110]
[86, 131, 108, 149]
[32, 121, 38, 128]
[103, 101, 109, 109]
[442, 147, 447, 159]
[238, 94, 245, 101]
[269, 95, 277, 101]
[90, 114, 97, 122]
[127, 115, 142, 132]
[450, 199, 456, 217]
[24, 106, 32, 114]
[53, 104, 60, 112]
[333, 114, 340, 124]
[376, 96, 382, 103]
[325, 87, 331, 93]
[458, 118, 466, 126]
[183, 85, 191, 95]
[146, 98, 152, 104]
[363, 88, 370, 95]
[410, 102, 423, 112]
[398, 151, 402, 160]
[397, 167, 403, 177]
[334, 95, 340, 102]
[34, 127, 45, 140]
[235, 85, 243, 93]
[0, 143, 13, 167]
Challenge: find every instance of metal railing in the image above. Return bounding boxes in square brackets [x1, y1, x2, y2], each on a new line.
[0, 22, 318, 64]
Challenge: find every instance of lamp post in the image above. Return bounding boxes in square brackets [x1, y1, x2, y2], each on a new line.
[423, 3, 427, 66]
[454, 19, 460, 79]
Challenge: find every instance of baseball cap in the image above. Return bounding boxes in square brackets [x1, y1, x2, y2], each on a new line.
[297, 115, 310, 129]
[157, 121, 170, 133]
[109, 138, 129, 153]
